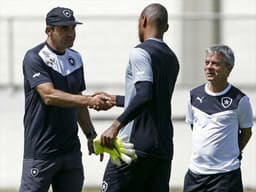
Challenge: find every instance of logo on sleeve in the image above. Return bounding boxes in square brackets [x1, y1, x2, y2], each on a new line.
[221, 97, 232, 108]
[32, 72, 41, 78]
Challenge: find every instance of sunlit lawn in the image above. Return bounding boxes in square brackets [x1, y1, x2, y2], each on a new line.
[83, 188, 256, 192]
[81, 188, 256, 192]
[1, 188, 255, 192]
[82, 188, 183, 192]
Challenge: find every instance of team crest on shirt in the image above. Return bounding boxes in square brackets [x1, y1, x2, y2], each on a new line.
[30, 168, 39, 177]
[102, 181, 108, 192]
[68, 57, 76, 66]
[221, 97, 233, 108]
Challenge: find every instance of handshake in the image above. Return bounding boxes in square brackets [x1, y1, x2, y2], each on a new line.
[93, 135, 137, 166]
[88, 92, 115, 111]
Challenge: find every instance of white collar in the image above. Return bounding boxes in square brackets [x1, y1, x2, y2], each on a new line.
[204, 83, 231, 96]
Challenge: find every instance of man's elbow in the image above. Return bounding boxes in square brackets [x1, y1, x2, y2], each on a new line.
[35, 83, 56, 106]
[42, 94, 57, 106]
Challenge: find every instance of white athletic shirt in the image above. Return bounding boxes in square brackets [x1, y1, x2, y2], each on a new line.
[186, 83, 253, 174]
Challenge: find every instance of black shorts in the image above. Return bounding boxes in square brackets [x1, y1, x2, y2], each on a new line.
[101, 155, 172, 192]
[19, 151, 84, 192]
[183, 168, 243, 192]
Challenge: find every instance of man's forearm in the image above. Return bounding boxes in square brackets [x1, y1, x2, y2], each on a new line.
[43, 89, 93, 107]
[36, 83, 94, 108]
[78, 106, 97, 139]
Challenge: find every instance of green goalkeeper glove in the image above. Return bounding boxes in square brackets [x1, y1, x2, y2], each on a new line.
[93, 136, 122, 166]
[93, 135, 137, 166]
[113, 135, 137, 164]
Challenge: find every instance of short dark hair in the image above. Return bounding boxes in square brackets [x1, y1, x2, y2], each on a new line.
[141, 3, 168, 31]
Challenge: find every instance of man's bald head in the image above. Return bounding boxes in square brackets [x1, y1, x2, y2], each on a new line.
[140, 3, 169, 33]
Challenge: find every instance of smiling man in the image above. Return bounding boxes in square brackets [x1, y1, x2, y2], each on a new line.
[183, 44, 253, 192]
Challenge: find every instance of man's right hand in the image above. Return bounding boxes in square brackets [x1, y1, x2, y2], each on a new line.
[89, 92, 115, 111]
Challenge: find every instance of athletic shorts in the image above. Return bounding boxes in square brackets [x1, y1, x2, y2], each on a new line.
[183, 168, 243, 192]
[19, 151, 84, 192]
[101, 155, 172, 192]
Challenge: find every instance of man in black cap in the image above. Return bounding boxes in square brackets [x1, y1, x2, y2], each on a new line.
[46, 7, 83, 26]
[19, 7, 109, 192]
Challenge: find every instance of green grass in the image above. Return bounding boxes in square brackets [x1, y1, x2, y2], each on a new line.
[1, 188, 255, 192]
[84, 188, 256, 192]
[83, 188, 183, 192]
[83, 188, 182, 192]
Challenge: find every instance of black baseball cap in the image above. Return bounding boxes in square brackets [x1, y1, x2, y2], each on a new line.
[46, 7, 83, 26]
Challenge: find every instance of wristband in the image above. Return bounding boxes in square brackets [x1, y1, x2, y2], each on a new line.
[116, 95, 124, 107]
[86, 130, 97, 139]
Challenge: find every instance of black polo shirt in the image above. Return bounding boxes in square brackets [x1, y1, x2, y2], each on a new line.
[133, 39, 179, 159]
[22, 42, 85, 159]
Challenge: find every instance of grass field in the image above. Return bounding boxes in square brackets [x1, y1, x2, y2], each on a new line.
[82, 188, 256, 192]
[0, 188, 255, 192]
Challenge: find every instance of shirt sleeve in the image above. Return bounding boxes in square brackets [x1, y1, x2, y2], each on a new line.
[238, 95, 254, 129]
[79, 65, 86, 92]
[23, 51, 52, 89]
[185, 93, 194, 125]
[78, 53, 86, 92]
[117, 81, 152, 126]
[129, 48, 153, 84]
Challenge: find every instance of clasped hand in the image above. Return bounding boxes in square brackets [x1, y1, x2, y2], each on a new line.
[89, 92, 115, 111]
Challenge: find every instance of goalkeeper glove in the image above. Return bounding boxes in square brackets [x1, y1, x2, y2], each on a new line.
[113, 135, 137, 164]
[93, 135, 137, 166]
[93, 136, 122, 166]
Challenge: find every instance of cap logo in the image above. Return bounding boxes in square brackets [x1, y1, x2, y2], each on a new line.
[63, 9, 72, 17]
